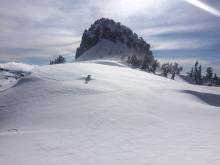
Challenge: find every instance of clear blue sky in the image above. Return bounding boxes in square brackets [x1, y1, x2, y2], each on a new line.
[0, 0, 219, 73]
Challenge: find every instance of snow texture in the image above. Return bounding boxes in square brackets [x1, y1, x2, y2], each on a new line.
[0, 61, 220, 165]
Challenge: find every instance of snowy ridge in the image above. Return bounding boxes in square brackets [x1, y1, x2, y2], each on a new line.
[0, 60, 220, 165]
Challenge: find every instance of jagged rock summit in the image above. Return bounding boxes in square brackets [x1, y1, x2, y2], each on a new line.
[75, 18, 154, 62]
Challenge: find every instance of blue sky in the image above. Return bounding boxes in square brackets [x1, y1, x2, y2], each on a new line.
[0, 0, 219, 73]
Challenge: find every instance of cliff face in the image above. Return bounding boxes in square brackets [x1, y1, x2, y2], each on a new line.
[75, 18, 153, 61]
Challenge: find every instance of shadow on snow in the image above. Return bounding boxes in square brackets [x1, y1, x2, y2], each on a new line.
[181, 90, 220, 107]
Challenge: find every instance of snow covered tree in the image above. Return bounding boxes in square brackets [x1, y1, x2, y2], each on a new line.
[214, 73, 218, 82]
[197, 65, 203, 84]
[187, 61, 220, 86]
[173, 63, 178, 74]
[141, 54, 149, 71]
[131, 54, 140, 68]
[189, 68, 193, 77]
[188, 61, 203, 84]
[194, 61, 199, 84]
[189, 61, 201, 84]
[214, 74, 220, 86]
[171, 72, 175, 80]
[50, 55, 66, 65]
[206, 67, 213, 82]
[127, 56, 131, 64]
[151, 60, 159, 73]
[168, 63, 173, 73]
[161, 63, 169, 77]
[179, 66, 183, 74]
[160, 62, 182, 78]
[175, 64, 183, 75]
[213, 73, 218, 85]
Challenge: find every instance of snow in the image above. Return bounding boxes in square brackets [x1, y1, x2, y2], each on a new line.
[0, 71, 18, 93]
[0, 60, 220, 165]
[0, 62, 35, 72]
[0, 63, 35, 93]
[76, 39, 133, 61]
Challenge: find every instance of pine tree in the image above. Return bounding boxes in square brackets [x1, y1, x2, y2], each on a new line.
[189, 68, 193, 77]
[214, 74, 220, 86]
[178, 66, 183, 75]
[141, 54, 149, 71]
[214, 73, 218, 81]
[161, 63, 169, 78]
[151, 60, 159, 74]
[127, 56, 131, 64]
[49, 55, 66, 65]
[198, 65, 202, 84]
[169, 63, 173, 73]
[131, 54, 140, 68]
[171, 72, 175, 80]
[194, 61, 199, 84]
[206, 67, 213, 82]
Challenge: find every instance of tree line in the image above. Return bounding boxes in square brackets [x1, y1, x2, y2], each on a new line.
[49, 55, 66, 65]
[188, 61, 220, 86]
[127, 54, 158, 73]
[127, 54, 183, 80]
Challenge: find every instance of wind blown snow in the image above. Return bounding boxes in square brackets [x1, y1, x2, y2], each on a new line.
[0, 61, 220, 165]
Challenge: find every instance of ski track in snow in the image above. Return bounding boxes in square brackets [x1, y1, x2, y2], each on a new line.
[0, 60, 220, 165]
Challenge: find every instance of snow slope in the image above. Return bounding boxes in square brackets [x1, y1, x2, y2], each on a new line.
[76, 39, 133, 61]
[0, 61, 220, 165]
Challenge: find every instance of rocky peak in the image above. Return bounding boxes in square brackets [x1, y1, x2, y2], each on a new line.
[75, 18, 152, 60]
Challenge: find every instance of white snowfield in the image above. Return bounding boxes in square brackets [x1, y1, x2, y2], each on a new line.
[0, 60, 220, 165]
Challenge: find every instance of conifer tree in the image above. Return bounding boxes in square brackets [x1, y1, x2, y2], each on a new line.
[49, 55, 66, 65]
[151, 60, 159, 73]
[171, 72, 175, 80]
[194, 61, 199, 84]
[206, 67, 213, 82]
[141, 54, 149, 71]
[198, 65, 202, 84]
[213, 73, 218, 84]
[189, 68, 193, 77]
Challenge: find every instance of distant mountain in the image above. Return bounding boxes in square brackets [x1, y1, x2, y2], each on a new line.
[75, 18, 153, 62]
